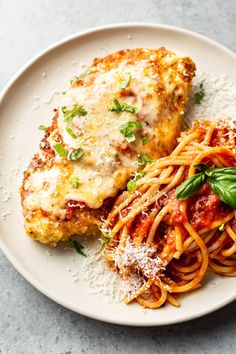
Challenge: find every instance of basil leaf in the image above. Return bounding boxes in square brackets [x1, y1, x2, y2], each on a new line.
[62, 106, 69, 115]
[79, 67, 96, 79]
[70, 67, 96, 84]
[53, 143, 68, 157]
[66, 127, 77, 139]
[195, 163, 209, 173]
[206, 167, 236, 179]
[70, 176, 79, 189]
[98, 227, 111, 253]
[62, 105, 87, 120]
[62, 105, 87, 139]
[119, 121, 142, 143]
[109, 99, 137, 114]
[68, 147, 84, 161]
[38, 125, 48, 131]
[181, 114, 190, 129]
[219, 224, 225, 231]
[207, 178, 236, 209]
[176, 173, 206, 200]
[69, 239, 87, 257]
[127, 178, 137, 192]
[120, 72, 131, 89]
[141, 136, 148, 145]
[127, 172, 145, 192]
[194, 82, 205, 104]
[176, 166, 236, 208]
[206, 168, 236, 209]
[137, 154, 154, 167]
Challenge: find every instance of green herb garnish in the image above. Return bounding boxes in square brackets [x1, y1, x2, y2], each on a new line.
[109, 99, 137, 114]
[53, 143, 68, 157]
[62, 105, 87, 139]
[69, 239, 87, 257]
[176, 165, 236, 209]
[159, 222, 168, 235]
[68, 147, 84, 161]
[194, 82, 205, 104]
[79, 67, 96, 78]
[66, 127, 77, 139]
[38, 125, 48, 131]
[205, 168, 236, 209]
[120, 72, 131, 89]
[98, 228, 111, 252]
[137, 154, 154, 167]
[195, 163, 210, 173]
[141, 136, 148, 145]
[70, 176, 79, 189]
[176, 173, 206, 201]
[53, 144, 84, 161]
[127, 179, 137, 192]
[119, 121, 142, 143]
[127, 173, 143, 192]
[219, 224, 225, 231]
[70, 67, 96, 84]
[62, 105, 87, 121]
[181, 114, 190, 129]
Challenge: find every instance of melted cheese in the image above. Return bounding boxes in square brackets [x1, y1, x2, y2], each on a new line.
[23, 51, 193, 220]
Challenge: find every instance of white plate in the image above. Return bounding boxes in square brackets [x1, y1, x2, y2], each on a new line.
[0, 23, 236, 326]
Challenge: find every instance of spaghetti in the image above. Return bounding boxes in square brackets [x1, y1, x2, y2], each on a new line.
[102, 118, 236, 309]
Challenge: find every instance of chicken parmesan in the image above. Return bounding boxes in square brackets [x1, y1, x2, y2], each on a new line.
[21, 47, 196, 246]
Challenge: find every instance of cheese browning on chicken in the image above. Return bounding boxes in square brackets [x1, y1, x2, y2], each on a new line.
[21, 48, 196, 245]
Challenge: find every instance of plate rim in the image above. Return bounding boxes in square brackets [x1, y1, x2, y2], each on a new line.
[0, 22, 236, 326]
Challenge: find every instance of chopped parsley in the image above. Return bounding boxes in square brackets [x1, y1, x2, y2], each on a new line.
[68, 147, 84, 161]
[181, 114, 190, 129]
[219, 224, 225, 231]
[119, 121, 142, 143]
[66, 127, 77, 139]
[70, 67, 96, 84]
[98, 228, 111, 252]
[194, 82, 205, 104]
[141, 136, 148, 145]
[62, 105, 87, 121]
[70, 176, 79, 189]
[127, 173, 143, 192]
[127, 178, 137, 192]
[109, 99, 137, 114]
[69, 238, 87, 257]
[38, 125, 48, 131]
[53, 143, 68, 157]
[137, 154, 154, 167]
[79, 67, 96, 78]
[62, 104, 87, 139]
[120, 72, 131, 89]
[53, 144, 84, 161]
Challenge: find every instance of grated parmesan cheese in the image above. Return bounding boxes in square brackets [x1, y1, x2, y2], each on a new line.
[114, 240, 167, 280]
[82, 243, 127, 302]
[79, 69, 236, 303]
[186, 69, 236, 122]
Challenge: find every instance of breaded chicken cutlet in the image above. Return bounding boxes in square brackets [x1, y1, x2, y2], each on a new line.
[21, 47, 196, 246]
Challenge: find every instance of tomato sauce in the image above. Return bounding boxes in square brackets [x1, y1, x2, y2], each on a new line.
[187, 183, 231, 231]
[65, 200, 88, 219]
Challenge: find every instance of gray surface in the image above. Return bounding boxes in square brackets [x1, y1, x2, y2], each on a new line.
[0, 0, 236, 353]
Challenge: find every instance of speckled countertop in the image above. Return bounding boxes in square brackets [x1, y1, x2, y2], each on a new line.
[0, 1, 236, 353]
